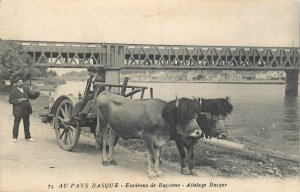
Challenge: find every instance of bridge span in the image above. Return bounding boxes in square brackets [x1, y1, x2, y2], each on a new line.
[16, 40, 299, 70]
[13, 40, 300, 96]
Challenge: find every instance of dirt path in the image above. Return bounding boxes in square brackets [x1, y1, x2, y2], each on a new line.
[0, 95, 299, 192]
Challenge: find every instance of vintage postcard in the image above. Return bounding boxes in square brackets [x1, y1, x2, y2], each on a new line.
[0, 0, 299, 191]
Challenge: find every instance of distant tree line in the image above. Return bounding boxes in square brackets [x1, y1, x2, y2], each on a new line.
[62, 70, 87, 77]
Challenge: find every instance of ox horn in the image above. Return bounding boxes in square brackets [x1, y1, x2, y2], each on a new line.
[193, 96, 202, 106]
[175, 95, 179, 107]
[198, 98, 202, 105]
[192, 96, 197, 101]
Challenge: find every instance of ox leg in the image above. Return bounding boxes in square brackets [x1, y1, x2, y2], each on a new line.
[143, 136, 157, 179]
[175, 140, 189, 175]
[154, 146, 164, 177]
[108, 129, 118, 165]
[101, 125, 110, 166]
[187, 145, 198, 176]
[96, 110, 110, 166]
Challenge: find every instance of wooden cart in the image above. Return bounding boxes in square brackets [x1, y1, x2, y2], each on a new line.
[40, 78, 153, 151]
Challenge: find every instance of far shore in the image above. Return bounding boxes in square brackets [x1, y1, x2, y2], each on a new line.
[52, 77, 289, 85]
[128, 80, 287, 84]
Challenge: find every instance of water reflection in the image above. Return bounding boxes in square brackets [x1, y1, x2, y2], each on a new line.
[282, 96, 299, 150]
[283, 96, 299, 129]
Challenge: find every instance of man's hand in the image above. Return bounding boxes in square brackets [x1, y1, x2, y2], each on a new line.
[18, 98, 27, 102]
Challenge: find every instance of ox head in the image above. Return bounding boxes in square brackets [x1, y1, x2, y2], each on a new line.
[195, 97, 233, 139]
[197, 113, 228, 139]
[162, 97, 202, 138]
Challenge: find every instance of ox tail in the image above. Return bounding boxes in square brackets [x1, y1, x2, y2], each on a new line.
[95, 98, 103, 149]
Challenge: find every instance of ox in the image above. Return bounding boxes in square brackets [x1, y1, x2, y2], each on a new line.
[175, 97, 233, 175]
[96, 91, 202, 178]
[198, 97, 233, 139]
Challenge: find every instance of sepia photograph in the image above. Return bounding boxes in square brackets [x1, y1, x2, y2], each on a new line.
[0, 0, 299, 191]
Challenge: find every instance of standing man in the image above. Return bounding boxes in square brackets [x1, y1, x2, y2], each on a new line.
[9, 76, 40, 142]
[72, 66, 104, 122]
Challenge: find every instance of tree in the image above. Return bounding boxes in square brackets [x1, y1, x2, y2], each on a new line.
[0, 40, 41, 81]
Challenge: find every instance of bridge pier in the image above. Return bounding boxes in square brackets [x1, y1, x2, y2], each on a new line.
[104, 69, 121, 92]
[285, 70, 299, 97]
[103, 45, 124, 92]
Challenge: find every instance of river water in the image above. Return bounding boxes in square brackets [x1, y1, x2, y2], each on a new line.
[56, 81, 300, 156]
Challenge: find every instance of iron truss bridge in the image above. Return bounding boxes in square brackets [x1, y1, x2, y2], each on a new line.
[15, 40, 300, 70]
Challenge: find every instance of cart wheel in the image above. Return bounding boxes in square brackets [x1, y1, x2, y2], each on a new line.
[54, 99, 81, 151]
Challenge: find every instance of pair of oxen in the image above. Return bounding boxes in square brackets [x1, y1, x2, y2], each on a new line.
[95, 91, 233, 178]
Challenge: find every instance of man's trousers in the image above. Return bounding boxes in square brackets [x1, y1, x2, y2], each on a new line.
[13, 115, 31, 139]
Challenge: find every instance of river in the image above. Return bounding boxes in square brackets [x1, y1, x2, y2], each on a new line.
[55, 81, 300, 156]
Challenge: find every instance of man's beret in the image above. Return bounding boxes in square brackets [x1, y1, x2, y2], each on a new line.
[14, 76, 24, 83]
[87, 66, 97, 73]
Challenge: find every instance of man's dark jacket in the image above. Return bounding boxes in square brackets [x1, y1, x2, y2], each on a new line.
[84, 74, 104, 99]
[9, 86, 40, 116]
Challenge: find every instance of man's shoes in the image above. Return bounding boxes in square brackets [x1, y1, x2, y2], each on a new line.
[12, 138, 18, 142]
[26, 138, 35, 142]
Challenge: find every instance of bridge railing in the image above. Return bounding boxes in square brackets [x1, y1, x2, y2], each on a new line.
[123, 45, 300, 70]
[17, 41, 109, 67]
[14, 40, 300, 70]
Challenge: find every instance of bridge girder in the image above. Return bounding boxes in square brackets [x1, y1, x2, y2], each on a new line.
[11, 40, 300, 70]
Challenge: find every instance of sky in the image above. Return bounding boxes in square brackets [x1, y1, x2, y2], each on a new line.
[0, 0, 299, 47]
